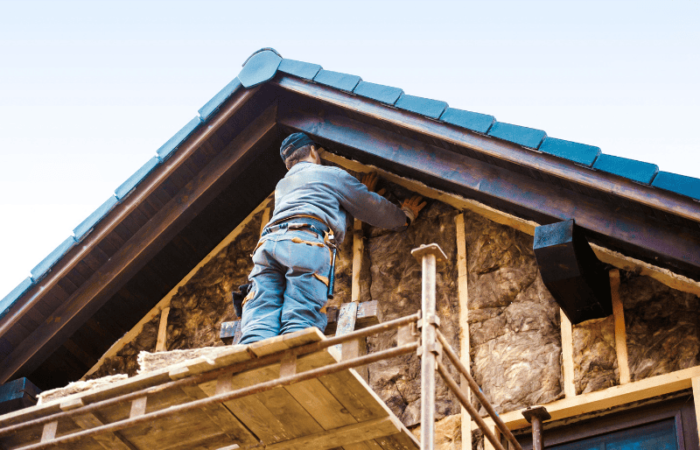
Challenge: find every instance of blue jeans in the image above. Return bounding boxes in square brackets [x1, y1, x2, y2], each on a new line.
[239, 228, 331, 344]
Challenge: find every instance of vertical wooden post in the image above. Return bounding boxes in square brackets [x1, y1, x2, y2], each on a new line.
[155, 307, 170, 352]
[336, 219, 368, 381]
[692, 377, 700, 446]
[454, 213, 472, 450]
[351, 219, 364, 303]
[610, 269, 631, 384]
[560, 310, 576, 398]
[483, 425, 497, 450]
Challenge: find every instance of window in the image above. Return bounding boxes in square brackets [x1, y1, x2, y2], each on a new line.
[516, 395, 697, 450]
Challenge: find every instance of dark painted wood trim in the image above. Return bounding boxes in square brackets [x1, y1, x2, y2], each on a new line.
[0, 104, 279, 383]
[273, 76, 700, 226]
[278, 108, 700, 278]
[0, 87, 261, 348]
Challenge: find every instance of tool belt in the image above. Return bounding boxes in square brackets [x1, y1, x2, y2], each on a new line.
[256, 215, 338, 300]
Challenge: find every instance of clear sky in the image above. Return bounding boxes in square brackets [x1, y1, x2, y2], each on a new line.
[1, 0, 698, 299]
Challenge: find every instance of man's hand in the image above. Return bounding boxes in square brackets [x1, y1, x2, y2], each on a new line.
[362, 172, 386, 196]
[401, 195, 427, 224]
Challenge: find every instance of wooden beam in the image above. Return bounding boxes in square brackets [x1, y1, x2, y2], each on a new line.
[129, 397, 147, 418]
[0, 86, 261, 354]
[2, 104, 279, 383]
[276, 76, 700, 226]
[155, 307, 170, 352]
[610, 269, 631, 384]
[472, 364, 700, 432]
[82, 193, 274, 378]
[351, 219, 364, 303]
[454, 213, 472, 450]
[319, 151, 700, 300]
[281, 108, 700, 276]
[561, 311, 576, 398]
[40, 420, 58, 442]
[264, 417, 398, 450]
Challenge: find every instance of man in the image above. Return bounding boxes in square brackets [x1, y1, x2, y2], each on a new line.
[239, 132, 426, 344]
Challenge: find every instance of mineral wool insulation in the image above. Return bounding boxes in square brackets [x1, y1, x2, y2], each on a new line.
[86, 170, 700, 428]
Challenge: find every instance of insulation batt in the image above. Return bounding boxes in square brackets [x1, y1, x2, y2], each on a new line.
[620, 271, 700, 381]
[573, 316, 619, 394]
[463, 211, 563, 414]
[366, 186, 461, 427]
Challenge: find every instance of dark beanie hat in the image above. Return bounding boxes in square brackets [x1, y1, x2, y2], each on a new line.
[280, 132, 315, 161]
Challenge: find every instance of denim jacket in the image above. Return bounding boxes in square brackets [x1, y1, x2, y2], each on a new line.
[269, 162, 407, 245]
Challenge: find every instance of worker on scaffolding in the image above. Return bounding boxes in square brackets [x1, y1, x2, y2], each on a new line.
[237, 132, 426, 344]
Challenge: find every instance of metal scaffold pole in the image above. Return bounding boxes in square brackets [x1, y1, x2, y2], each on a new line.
[412, 244, 447, 450]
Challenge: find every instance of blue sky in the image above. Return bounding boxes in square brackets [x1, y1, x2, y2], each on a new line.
[1, 0, 699, 298]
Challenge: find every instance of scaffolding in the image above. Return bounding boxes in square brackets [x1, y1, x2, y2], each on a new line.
[0, 243, 534, 450]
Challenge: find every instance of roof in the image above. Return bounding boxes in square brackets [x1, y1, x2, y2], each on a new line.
[2, 47, 699, 389]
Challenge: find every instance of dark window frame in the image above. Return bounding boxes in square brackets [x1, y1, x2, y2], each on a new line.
[515, 394, 697, 450]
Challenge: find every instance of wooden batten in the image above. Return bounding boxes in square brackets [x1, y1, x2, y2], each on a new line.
[155, 307, 170, 352]
[454, 213, 472, 450]
[82, 193, 274, 379]
[473, 364, 700, 432]
[561, 311, 576, 398]
[610, 269, 631, 384]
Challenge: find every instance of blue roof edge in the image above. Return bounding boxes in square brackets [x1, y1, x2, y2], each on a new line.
[237, 49, 282, 89]
[73, 195, 120, 242]
[156, 116, 203, 162]
[198, 77, 243, 121]
[593, 154, 659, 185]
[0, 277, 34, 321]
[30, 236, 77, 282]
[115, 156, 160, 200]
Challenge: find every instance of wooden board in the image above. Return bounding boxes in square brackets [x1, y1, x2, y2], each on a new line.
[1, 328, 419, 450]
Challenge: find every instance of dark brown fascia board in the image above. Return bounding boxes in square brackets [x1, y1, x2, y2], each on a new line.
[272, 76, 700, 227]
[278, 106, 700, 279]
[0, 87, 270, 383]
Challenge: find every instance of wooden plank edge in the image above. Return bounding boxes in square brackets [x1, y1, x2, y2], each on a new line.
[454, 213, 472, 450]
[472, 364, 700, 432]
[560, 310, 576, 398]
[81, 193, 274, 379]
[610, 269, 631, 384]
[320, 151, 700, 299]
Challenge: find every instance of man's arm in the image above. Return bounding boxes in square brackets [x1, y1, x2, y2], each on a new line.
[335, 169, 424, 229]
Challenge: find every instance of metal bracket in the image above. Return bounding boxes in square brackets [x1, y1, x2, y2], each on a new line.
[417, 314, 441, 330]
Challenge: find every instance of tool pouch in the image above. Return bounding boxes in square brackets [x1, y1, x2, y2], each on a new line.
[232, 283, 252, 318]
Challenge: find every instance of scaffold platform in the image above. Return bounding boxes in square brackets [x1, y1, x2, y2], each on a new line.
[0, 327, 419, 450]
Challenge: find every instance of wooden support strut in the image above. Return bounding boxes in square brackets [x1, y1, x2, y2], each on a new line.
[454, 213, 472, 450]
[610, 269, 631, 384]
